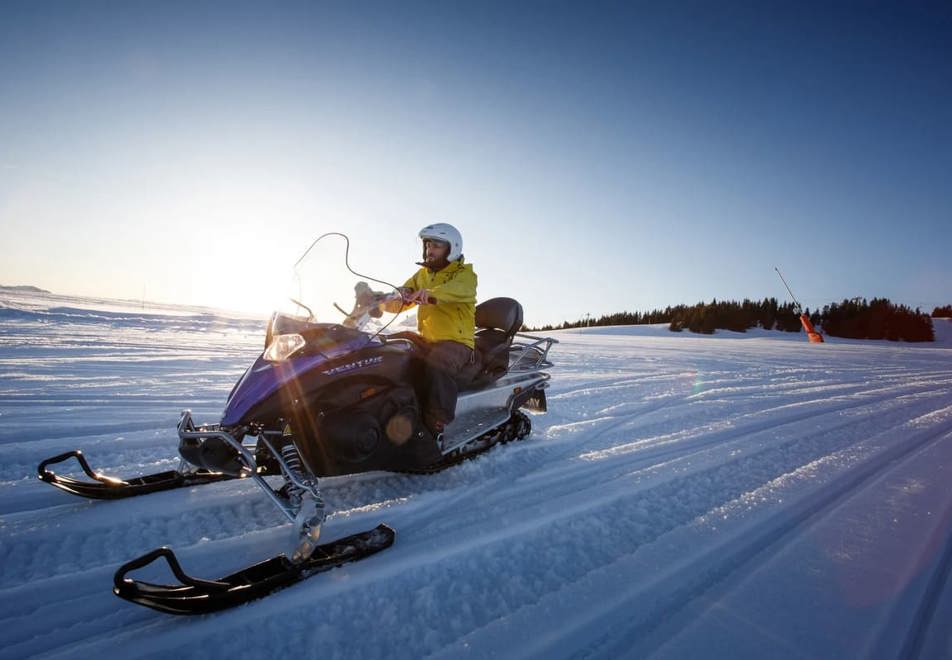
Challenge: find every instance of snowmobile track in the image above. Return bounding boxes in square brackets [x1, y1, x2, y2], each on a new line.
[897, 487, 952, 660]
[592, 418, 952, 659]
[435, 410, 952, 659]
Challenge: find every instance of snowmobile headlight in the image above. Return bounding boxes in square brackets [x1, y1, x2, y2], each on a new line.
[263, 333, 306, 362]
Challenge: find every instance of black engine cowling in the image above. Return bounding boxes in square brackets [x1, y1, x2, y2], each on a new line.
[293, 384, 441, 477]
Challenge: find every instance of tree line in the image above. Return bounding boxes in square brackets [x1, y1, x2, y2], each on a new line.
[932, 305, 952, 317]
[815, 298, 934, 342]
[528, 297, 943, 342]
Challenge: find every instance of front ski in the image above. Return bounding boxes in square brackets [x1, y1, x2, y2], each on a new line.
[37, 450, 236, 500]
[113, 524, 395, 615]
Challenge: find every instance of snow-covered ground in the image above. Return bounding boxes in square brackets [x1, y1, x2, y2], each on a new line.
[2, 289, 951, 659]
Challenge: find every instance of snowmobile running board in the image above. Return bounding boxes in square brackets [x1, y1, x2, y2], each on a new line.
[113, 524, 396, 615]
[37, 450, 237, 500]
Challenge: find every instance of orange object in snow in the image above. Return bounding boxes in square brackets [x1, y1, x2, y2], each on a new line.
[775, 267, 825, 344]
[800, 313, 824, 343]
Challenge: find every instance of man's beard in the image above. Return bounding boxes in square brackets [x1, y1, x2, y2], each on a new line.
[424, 255, 449, 270]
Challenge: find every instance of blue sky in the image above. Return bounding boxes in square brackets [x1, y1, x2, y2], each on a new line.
[1, 1, 949, 325]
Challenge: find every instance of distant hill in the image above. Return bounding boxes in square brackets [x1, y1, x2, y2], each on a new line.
[0, 285, 52, 294]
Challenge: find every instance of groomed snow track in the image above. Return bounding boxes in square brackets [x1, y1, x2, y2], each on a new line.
[2, 295, 952, 659]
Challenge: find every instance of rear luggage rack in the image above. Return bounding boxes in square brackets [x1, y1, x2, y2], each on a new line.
[508, 334, 557, 372]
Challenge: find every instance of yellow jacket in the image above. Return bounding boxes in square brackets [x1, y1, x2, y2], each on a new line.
[401, 260, 477, 349]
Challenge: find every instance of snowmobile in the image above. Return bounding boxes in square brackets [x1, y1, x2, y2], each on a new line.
[37, 233, 556, 614]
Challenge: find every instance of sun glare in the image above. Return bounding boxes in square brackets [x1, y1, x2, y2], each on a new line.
[200, 233, 405, 322]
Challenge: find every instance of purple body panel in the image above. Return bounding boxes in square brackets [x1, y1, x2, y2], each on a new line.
[220, 336, 373, 427]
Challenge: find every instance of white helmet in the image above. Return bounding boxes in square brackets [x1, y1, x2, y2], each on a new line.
[418, 223, 463, 262]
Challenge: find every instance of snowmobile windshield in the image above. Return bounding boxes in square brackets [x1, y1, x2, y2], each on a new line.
[274, 233, 413, 346]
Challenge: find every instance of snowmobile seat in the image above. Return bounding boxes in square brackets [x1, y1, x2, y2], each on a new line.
[458, 297, 524, 390]
[385, 330, 431, 354]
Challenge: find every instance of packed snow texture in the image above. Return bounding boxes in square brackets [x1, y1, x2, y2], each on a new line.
[1, 289, 951, 659]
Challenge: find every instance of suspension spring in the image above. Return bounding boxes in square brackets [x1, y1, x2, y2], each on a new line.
[279, 442, 323, 508]
[281, 443, 304, 479]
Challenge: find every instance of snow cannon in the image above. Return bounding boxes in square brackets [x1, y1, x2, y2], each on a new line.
[799, 313, 824, 343]
[775, 267, 825, 344]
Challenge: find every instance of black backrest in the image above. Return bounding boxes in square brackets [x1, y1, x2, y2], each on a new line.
[475, 297, 523, 337]
[457, 298, 524, 391]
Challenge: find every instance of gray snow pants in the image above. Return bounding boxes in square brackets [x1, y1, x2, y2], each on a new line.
[421, 340, 474, 431]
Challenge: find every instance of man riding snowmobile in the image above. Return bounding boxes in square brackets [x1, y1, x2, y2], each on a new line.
[391, 223, 478, 439]
[37, 231, 557, 614]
